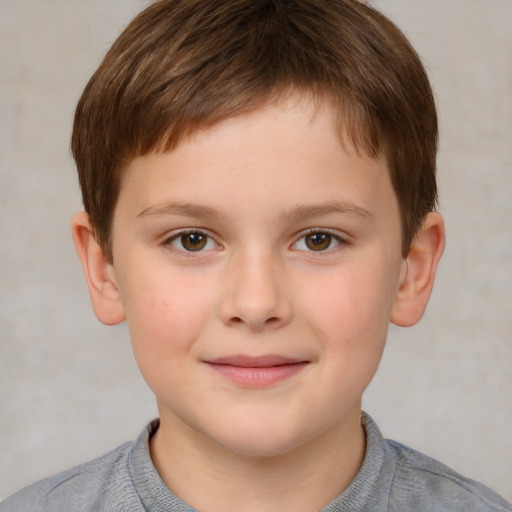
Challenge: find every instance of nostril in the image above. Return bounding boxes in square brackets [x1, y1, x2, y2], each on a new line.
[228, 315, 281, 329]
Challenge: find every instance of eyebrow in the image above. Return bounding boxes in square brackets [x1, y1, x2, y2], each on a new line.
[280, 201, 375, 223]
[136, 200, 374, 222]
[136, 202, 222, 220]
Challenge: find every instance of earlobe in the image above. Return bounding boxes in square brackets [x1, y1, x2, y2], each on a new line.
[391, 212, 445, 327]
[71, 211, 126, 326]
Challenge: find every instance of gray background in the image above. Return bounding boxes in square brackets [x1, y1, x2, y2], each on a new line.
[1, 0, 511, 502]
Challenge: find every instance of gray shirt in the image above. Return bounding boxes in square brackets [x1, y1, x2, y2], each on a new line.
[2, 413, 510, 511]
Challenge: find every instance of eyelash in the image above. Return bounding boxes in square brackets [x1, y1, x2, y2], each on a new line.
[163, 228, 348, 254]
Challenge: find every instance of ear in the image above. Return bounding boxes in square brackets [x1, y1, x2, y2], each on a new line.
[71, 211, 126, 326]
[391, 212, 445, 327]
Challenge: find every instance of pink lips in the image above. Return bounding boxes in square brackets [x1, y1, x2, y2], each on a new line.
[205, 355, 308, 387]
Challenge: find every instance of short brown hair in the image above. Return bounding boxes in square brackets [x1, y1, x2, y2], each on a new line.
[71, 0, 438, 261]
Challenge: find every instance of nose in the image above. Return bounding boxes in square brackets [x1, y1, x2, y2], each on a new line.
[218, 251, 293, 332]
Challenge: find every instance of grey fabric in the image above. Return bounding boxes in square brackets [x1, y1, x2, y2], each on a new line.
[2, 413, 510, 511]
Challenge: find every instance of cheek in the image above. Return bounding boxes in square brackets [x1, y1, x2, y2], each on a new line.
[120, 272, 215, 388]
[302, 270, 393, 407]
[299, 261, 397, 353]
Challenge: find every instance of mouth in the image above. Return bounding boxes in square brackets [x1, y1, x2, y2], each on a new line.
[203, 355, 309, 387]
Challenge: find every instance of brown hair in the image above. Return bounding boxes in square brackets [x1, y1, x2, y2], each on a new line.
[71, 0, 438, 261]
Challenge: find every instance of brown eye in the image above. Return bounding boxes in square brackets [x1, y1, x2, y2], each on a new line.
[304, 232, 332, 251]
[179, 232, 208, 251]
[181, 233, 207, 251]
[168, 231, 218, 253]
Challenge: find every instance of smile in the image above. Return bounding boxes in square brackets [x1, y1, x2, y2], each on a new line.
[204, 355, 309, 388]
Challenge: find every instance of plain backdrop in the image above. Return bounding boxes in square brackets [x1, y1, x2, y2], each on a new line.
[1, 0, 511, 502]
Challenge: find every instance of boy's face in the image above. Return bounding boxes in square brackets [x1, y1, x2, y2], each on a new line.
[107, 96, 407, 457]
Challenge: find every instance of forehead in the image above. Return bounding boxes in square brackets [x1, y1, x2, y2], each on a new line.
[132, 88, 386, 171]
[114, 95, 399, 238]
[130, 92, 385, 182]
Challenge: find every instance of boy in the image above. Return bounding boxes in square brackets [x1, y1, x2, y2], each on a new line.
[2, 0, 510, 510]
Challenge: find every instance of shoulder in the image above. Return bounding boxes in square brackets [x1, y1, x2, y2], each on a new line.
[386, 439, 511, 512]
[0, 440, 138, 512]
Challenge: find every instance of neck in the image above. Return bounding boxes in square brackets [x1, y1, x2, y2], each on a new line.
[150, 405, 366, 512]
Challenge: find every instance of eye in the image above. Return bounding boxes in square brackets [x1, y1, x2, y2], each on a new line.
[167, 231, 218, 252]
[293, 231, 343, 252]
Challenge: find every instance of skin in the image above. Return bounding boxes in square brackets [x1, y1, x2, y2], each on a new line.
[73, 94, 444, 512]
